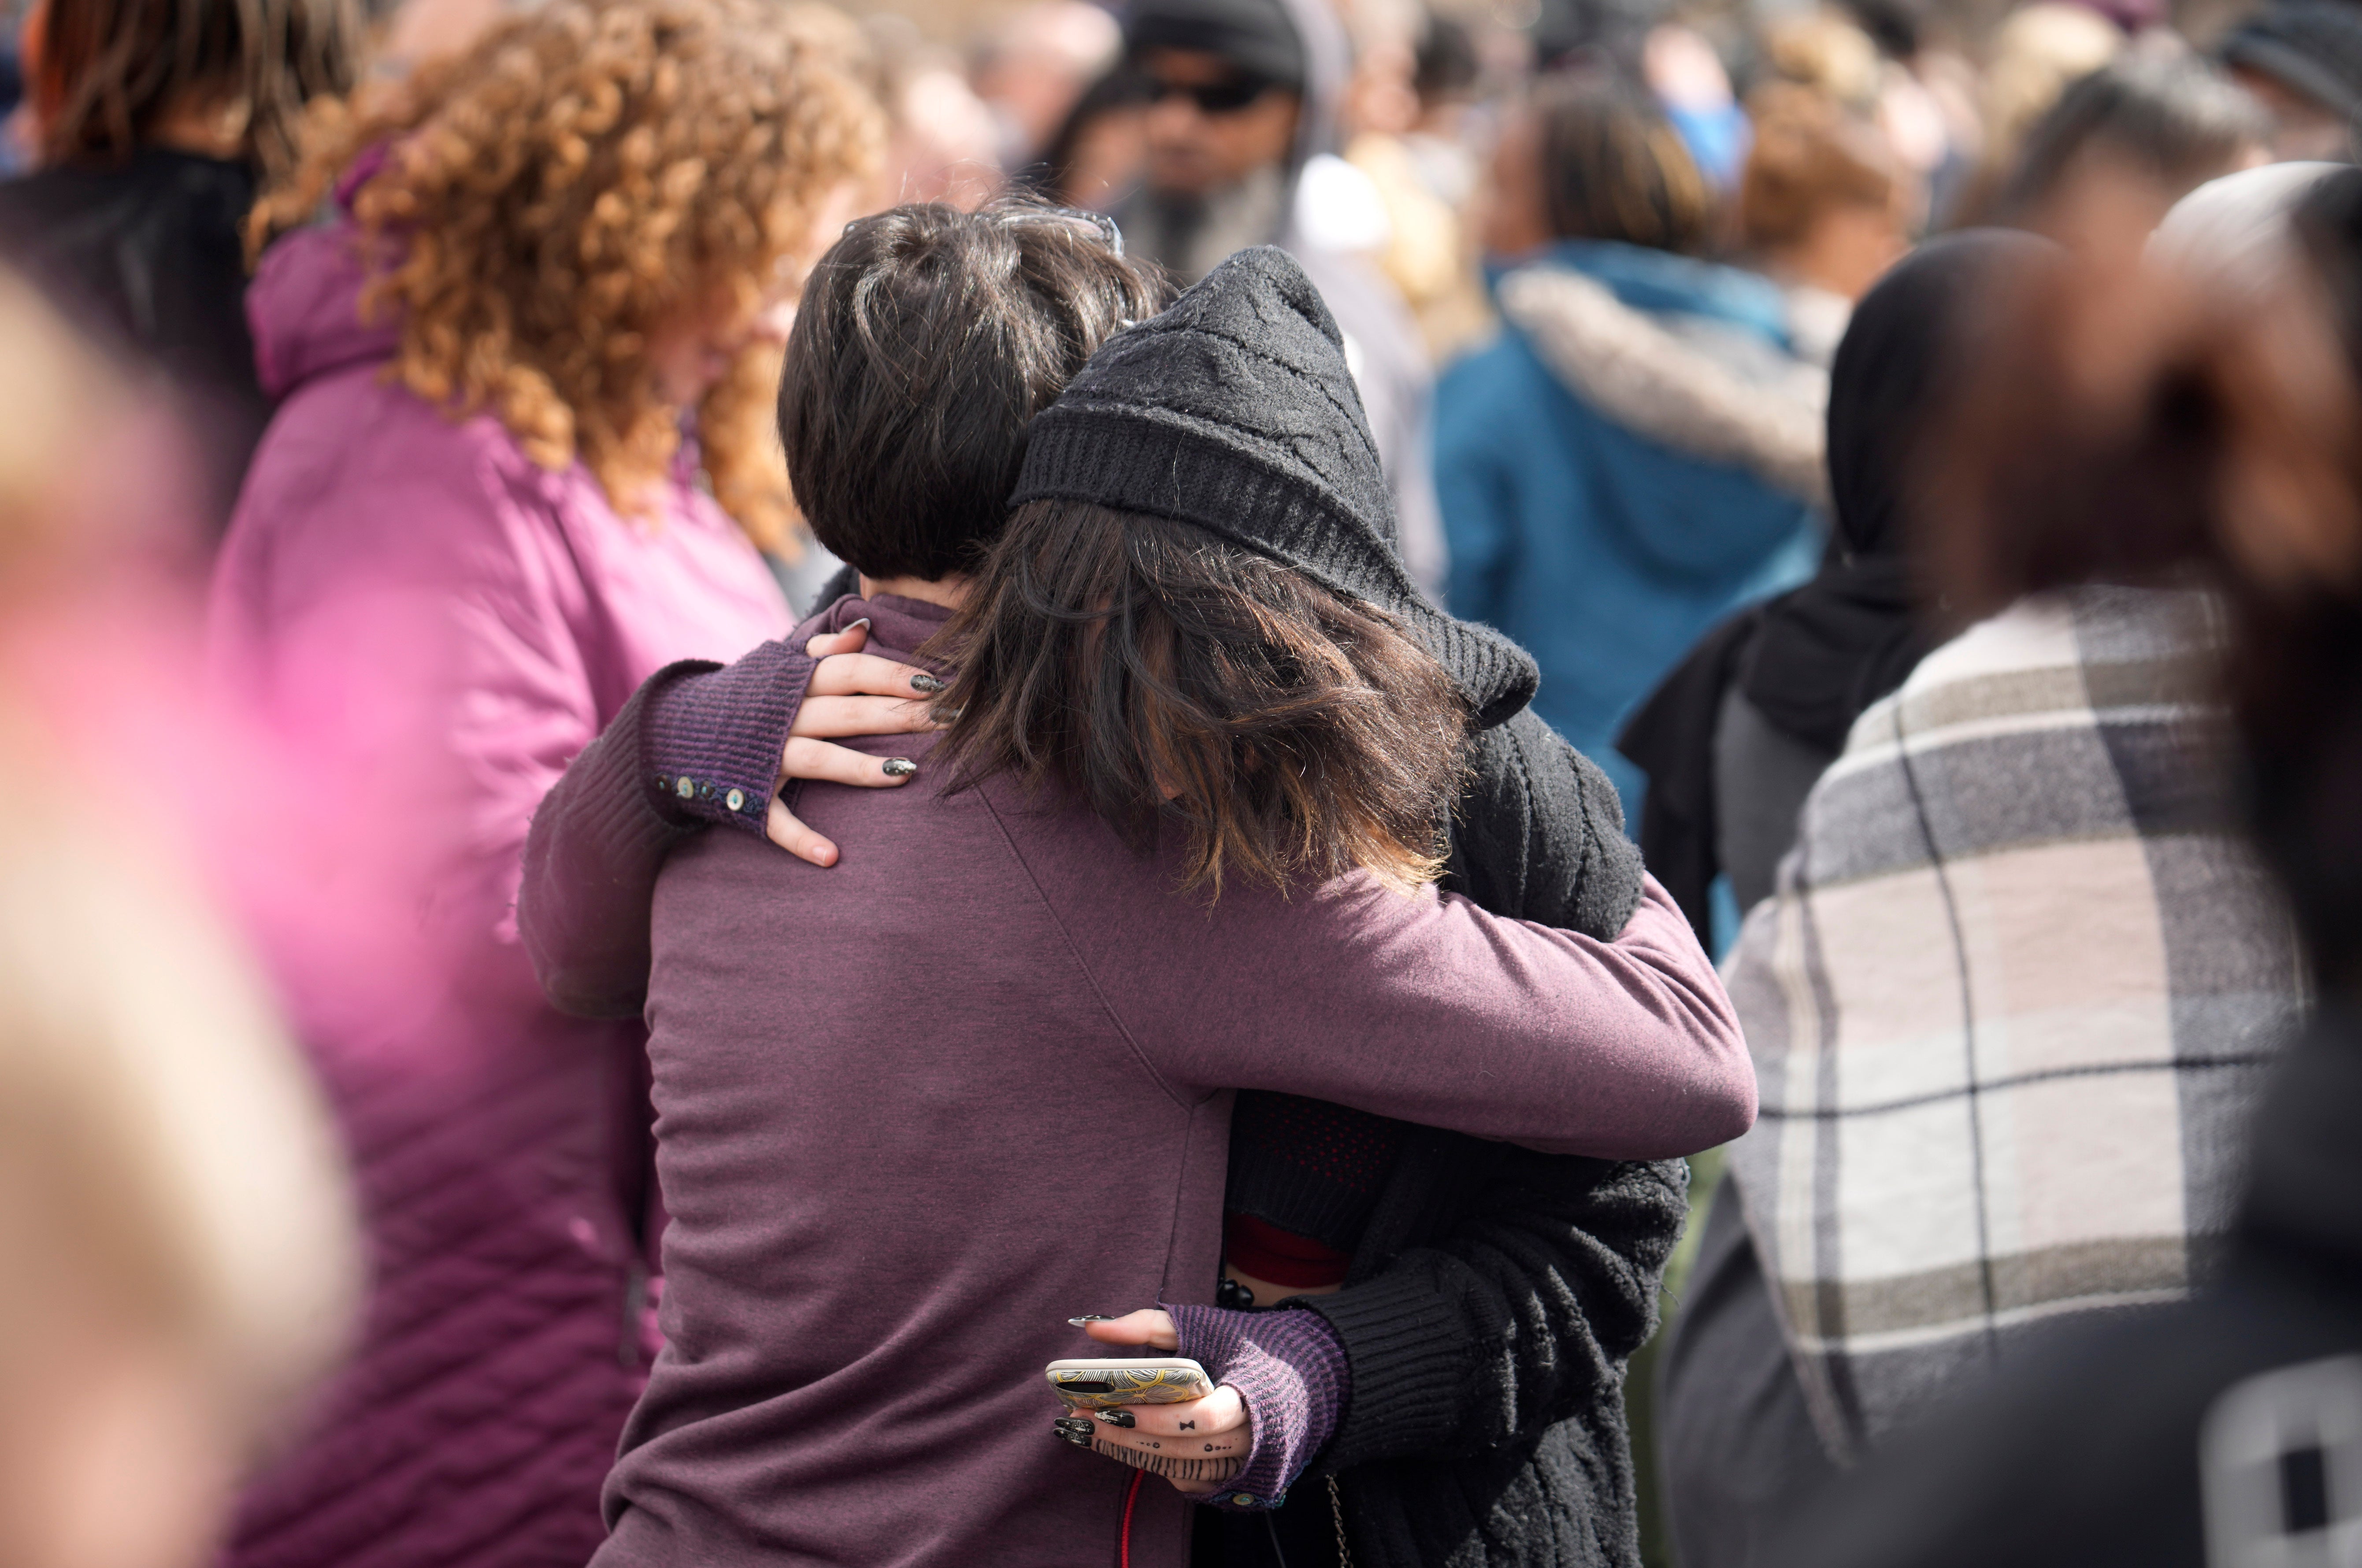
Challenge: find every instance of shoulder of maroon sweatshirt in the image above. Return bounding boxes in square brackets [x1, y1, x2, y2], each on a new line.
[979, 793, 1751, 1149]
[986, 787, 1709, 973]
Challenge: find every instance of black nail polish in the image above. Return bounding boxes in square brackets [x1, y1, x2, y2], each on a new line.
[1068, 1315, 1114, 1326]
[1097, 1408, 1136, 1428]
[911, 672, 946, 694]
[882, 758, 917, 778]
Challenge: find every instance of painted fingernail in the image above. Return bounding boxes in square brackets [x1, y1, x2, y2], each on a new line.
[910, 672, 946, 694]
[882, 758, 917, 778]
[1097, 1408, 1136, 1427]
[848, 617, 871, 631]
[1068, 1316, 1114, 1326]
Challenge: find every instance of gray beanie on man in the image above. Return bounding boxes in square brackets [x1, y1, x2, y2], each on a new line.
[1010, 245, 1540, 728]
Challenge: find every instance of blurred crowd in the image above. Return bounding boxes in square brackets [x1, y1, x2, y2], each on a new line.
[4, 0, 2362, 1564]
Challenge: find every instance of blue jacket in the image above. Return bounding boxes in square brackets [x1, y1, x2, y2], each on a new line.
[1437, 240, 1823, 809]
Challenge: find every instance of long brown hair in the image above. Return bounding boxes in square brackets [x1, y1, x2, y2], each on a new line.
[30, 0, 359, 182]
[1532, 70, 1711, 256]
[928, 499, 1472, 897]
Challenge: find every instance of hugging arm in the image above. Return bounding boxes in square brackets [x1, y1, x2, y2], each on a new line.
[522, 626, 914, 1013]
[519, 649, 804, 1018]
[1101, 852, 1750, 1158]
[1305, 711, 1688, 1465]
[520, 607, 938, 1018]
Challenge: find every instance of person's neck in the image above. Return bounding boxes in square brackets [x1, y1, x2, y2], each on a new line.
[858, 573, 971, 611]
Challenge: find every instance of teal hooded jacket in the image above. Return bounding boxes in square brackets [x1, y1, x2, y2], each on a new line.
[1438, 239, 1825, 811]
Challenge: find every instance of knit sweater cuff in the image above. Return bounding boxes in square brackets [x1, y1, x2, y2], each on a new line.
[638, 641, 817, 832]
[571, 683, 705, 867]
[1296, 1264, 1472, 1473]
[1165, 1302, 1348, 1512]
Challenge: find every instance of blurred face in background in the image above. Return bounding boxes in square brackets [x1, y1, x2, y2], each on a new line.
[1790, 194, 1916, 300]
[646, 178, 866, 408]
[1479, 106, 1551, 258]
[2036, 137, 2269, 252]
[1138, 47, 1300, 197]
[972, 0, 1122, 160]
[649, 289, 796, 410]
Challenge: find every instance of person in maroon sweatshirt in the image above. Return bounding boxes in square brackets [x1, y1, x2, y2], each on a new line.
[523, 212, 1749, 1568]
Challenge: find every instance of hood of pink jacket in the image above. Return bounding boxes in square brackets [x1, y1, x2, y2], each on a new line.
[247, 223, 402, 401]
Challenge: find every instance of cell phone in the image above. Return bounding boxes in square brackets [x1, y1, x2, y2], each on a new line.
[1044, 1357, 1214, 1412]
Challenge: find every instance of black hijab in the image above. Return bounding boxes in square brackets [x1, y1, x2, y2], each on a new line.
[1738, 230, 2061, 751]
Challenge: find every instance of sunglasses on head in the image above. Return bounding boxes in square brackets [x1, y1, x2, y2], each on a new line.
[1002, 206, 1126, 256]
[1146, 74, 1278, 114]
[844, 206, 1124, 258]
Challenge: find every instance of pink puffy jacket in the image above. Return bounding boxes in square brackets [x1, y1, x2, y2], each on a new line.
[209, 221, 788, 1568]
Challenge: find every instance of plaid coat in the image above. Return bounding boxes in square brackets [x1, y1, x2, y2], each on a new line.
[1721, 585, 2305, 1460]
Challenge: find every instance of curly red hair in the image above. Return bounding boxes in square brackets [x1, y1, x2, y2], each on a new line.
[254, 0, 883, 547]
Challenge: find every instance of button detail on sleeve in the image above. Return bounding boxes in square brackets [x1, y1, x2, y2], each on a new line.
[675, 776, 695, 799]
[725, 788, 745, 813]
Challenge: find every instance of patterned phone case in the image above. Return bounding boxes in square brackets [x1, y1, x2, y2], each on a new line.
[1044, 1357, 1214, 1411]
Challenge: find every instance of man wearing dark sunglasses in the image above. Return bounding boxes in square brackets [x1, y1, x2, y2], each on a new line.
[1114, 0, 1307, 283]
[1111, 0, 1451, 604]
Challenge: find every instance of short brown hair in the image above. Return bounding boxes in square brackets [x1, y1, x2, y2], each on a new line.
[927, 499, 1472, 896]
[779, 200, 1170, 583]
[1532, 71, 1711, 256]
[32, 0, 359, 182]
[1739, 85, 1900, 252]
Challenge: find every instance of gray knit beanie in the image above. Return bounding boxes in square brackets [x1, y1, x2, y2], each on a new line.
[1010, 245, 1540, 728]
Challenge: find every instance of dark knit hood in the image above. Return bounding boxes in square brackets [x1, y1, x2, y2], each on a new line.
[1011, 245, 1539, 728]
